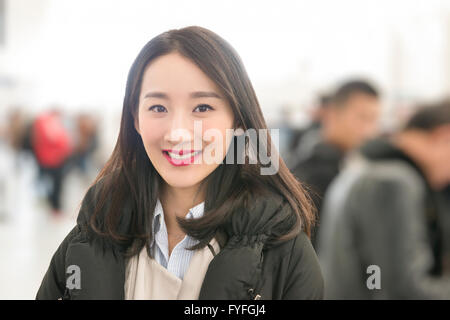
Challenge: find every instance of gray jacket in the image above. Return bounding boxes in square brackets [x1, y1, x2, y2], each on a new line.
[317, 149, 450, 299]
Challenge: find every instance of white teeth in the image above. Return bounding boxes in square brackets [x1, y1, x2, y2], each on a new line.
[167, 151, 201, 160]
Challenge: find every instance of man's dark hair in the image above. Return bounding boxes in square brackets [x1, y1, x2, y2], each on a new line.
[318, 93, 332, 109]
[332, 80, 379, 106]
[405, 99, 450, 131]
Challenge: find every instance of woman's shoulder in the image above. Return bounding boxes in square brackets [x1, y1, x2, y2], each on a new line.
[288, 230, 319, 265]
[219, 187, 305, 252]
[287, 231, 324, 298]
[265, 230, 324, 299]
[265, 229, 315, 260]
[222, 188, 291, 238]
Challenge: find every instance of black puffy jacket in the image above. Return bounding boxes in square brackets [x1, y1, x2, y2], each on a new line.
[36, 177, 324, 300]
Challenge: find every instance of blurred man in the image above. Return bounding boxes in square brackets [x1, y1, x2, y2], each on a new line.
[318, 101, 450, 299]
[441, 185, 450, 274]
[292, 80, 381, 247]
[286, 93, 332, 170]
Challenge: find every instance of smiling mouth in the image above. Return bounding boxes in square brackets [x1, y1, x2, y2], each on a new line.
[162, 149, 202, 160]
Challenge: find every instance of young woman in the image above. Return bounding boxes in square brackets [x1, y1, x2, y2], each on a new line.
[36, 26, 324, 300]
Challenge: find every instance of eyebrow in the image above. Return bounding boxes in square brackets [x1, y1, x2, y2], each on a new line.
[142, 91, 223, 100]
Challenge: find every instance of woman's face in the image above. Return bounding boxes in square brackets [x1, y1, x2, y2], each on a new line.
[135, 52, 235, 190]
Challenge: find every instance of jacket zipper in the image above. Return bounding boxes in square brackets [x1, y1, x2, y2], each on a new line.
[62, 287, 71, 300]
[247, 288, 262, 300]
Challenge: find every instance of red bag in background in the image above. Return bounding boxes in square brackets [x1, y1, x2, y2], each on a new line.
[32, 111, 73, 168]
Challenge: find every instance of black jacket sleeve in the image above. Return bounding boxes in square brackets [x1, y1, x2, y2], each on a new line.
[35, 225, 82, 300]
[35, 179, 99, 300]
[282, 231, 325, 299]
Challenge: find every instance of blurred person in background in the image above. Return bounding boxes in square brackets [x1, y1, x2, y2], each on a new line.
[66, 112, 99, 177]
[286, 93, 332, 169]
[318, 100, 450, 299]
[441, 184, 450, 273]
[4, 108, 35, 169]
[32, 109, 73, 216]
[0, 107, 35, 221]
[6, 108, 27, 155]
[275, 104, 298, 162]
[291, 80, 381, 247]
[441, 184, 450, 274]
[0, 116, 9, 221]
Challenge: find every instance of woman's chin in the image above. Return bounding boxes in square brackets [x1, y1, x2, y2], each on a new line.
[160, 173, 204, 190]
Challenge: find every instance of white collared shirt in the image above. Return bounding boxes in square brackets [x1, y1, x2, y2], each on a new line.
[150, 198, 205, 280]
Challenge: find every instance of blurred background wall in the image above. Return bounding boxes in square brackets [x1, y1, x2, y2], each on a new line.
[2, 0, 450, 136]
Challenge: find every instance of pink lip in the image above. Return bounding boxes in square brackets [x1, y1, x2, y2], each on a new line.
[162, 149, 200, 155]
[162, 149, 202, 166]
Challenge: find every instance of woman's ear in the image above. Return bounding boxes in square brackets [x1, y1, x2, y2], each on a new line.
[430, 124, 450, 145]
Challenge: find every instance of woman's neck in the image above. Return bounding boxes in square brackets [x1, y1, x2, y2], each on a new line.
[159, 182, 205, 232]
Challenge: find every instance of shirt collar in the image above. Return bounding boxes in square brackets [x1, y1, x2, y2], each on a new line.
[152, 198, 205, 237]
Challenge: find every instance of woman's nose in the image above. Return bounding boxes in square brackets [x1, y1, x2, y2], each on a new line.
[164, 113, 193, 145]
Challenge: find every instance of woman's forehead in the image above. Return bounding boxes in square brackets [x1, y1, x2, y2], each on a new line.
[140, 52, 221, 96]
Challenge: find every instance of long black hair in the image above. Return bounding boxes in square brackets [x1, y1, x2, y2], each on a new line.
[84, 26, 316, 258]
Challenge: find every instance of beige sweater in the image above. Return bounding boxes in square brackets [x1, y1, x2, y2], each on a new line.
[124, 238, 220, 300]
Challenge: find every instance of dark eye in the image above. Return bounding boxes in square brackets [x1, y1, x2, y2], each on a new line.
[148, 105, 167, 113]
[194, 104, 214, 113]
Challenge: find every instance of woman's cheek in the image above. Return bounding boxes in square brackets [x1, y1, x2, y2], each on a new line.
[201, 127, 233, 162]
[140, 122, 164, 153]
